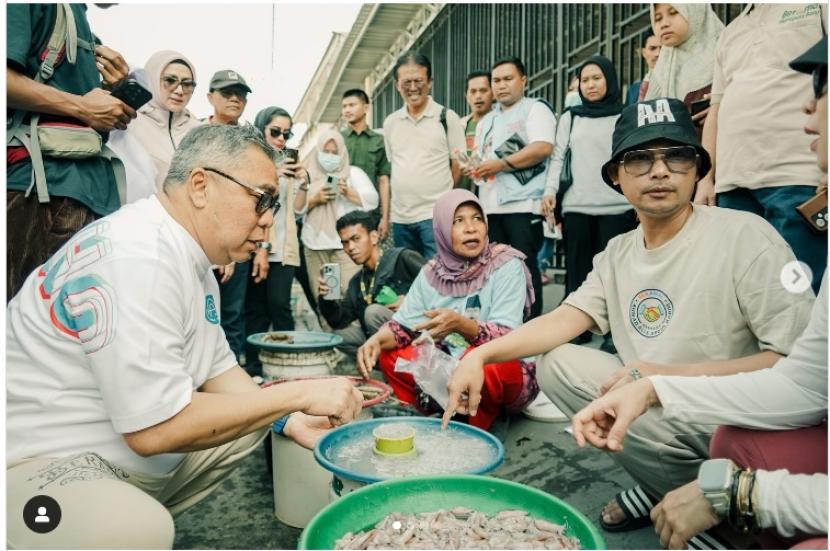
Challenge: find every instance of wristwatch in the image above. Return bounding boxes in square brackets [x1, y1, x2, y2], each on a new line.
[698, 458, 738, 517]
[257, 242, 272, 251]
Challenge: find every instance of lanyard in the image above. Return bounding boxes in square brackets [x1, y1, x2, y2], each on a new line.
[359, 249, 383, 304]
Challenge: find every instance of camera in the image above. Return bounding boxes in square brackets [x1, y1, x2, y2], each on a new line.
[321, 263, 341, 300]
[284, 148, 299, 163]
[110, 78, 152, 110]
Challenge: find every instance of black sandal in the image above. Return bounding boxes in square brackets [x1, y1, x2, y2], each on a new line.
[599, 485, 658, 532]
[687, 530, 733, 550]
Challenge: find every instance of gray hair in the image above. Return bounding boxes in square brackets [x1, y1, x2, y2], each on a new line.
[163, 124, 275, 189]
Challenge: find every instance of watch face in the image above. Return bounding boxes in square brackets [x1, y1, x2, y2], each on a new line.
[699, 458, 734, 492]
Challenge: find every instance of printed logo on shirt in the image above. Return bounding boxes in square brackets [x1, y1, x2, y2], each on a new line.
[780, 4, 821, 24]
[637, 99, 675, 127]
[37, 221, 117, 354]
[629, 289, 674, 338]
[205, 295, 219, 324]
[464, 295, 482, 321]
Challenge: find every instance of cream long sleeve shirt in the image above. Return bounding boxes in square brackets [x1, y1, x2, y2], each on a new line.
[650, 274, 828, 537]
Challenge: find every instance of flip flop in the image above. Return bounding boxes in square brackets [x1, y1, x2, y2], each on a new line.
[599, 485, 658, 532]
[687, 530, 734, 550]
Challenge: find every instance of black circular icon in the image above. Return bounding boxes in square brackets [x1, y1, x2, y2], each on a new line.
[23, 495, 61, 533]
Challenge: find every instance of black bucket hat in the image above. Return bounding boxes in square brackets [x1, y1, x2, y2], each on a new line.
[601, 97, 712, 192]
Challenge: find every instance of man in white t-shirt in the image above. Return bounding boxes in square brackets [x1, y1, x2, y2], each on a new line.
[470, 55, 556, 319]
[6, 124, 363, 549]
[443, 98, 813, 531]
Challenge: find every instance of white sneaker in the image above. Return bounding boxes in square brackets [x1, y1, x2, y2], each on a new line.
[522, 393, 568, 422]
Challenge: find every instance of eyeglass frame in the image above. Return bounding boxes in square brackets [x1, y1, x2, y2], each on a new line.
[267, 127, 293, 141]
[202, 167, 281, 216]
[160, 75, 197, 93]
[618, 145, 700, 177]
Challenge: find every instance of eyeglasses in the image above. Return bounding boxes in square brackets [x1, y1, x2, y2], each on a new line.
[620, 146, 699, 176]
[268, 127, 293, 141]
[216, 88, 248, 100]
[399, 78, 427, 89]
[161, 75, 196, 93]
[203, 167, 280, 216]
[812, 67, 827, 99]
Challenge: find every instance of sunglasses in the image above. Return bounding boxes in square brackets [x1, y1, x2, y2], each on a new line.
[203, 167, 281, 216]
[217, 88, 248, 100]
[268, 127, 293, 141]
[620, 145, 699, 176]
[161, 75, 196, 92]
[813, 66, 827, 99]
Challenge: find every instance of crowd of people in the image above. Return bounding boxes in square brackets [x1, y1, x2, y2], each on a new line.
[5, 3, 828, 550]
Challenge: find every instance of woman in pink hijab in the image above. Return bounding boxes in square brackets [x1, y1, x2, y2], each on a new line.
[357, 189, 539, 430]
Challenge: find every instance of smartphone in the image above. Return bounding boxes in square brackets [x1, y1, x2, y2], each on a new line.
[796, 190, 828, 232]
[325, 174, 338, 193]
[689, 98, 711, 117]
[110, 78, 152, 110]
[321, 263, 341, 300]
[284, 148, 299, 163]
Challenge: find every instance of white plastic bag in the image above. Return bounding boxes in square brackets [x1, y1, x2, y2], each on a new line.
[393, 333, 459, 409]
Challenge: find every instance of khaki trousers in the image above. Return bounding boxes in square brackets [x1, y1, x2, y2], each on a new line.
[538, 344, 712, 497]
[7, 428, 267, 549]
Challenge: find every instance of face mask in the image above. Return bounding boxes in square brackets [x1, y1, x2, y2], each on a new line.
[317, 152, 341, 173]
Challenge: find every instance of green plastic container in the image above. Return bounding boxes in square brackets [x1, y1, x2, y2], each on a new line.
[299, 474, 606, 550]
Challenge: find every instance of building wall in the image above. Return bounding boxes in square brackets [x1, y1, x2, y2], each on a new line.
[371, 3, 742, 125]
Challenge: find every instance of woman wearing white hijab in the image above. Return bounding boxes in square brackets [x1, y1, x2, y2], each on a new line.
[645, 3, 725, 126]
[302, 130, 378, 308]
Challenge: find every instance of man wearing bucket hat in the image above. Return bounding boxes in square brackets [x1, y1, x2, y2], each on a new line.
[5, 124, 364, 549]
[570, 36, 829, 550]
[445, 97, 812, 532]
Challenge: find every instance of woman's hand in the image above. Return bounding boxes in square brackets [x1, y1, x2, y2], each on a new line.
[442, 349, 486, 428]
[541, 195, 557, 219]
[312, 188, 337, 208]
[338, 178, 362, 205]
[693, 174, 716, 206]
[599, 361, 662, 396]
[356, 335, 382, 380]
[651, 481, 721, 549]
[413, 308, 467, 341]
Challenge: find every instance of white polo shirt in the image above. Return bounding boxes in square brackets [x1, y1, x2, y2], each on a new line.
[7, 196, 236, 475]
[383, 97, 466, 224]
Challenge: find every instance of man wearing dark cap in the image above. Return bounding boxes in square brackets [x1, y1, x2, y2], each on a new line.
[443, 97, 813, 531]
[570, 37, 828, 550]
[206, 69, 252, 126]
[205, 69, 260, 365]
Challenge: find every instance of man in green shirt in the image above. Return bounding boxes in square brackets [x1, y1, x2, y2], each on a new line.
[7, 4, 135, 300]
[458, 70, 494, 192]
[341, 89, 392, 240]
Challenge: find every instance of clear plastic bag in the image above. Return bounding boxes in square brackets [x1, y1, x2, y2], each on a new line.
[393, 332, 459, 409]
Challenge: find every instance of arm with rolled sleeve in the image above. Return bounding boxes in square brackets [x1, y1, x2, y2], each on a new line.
[544, 111, 573, 197]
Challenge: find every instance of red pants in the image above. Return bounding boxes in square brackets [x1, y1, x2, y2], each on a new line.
[379, 345, 524, 430]
[710, 424, 828, 549]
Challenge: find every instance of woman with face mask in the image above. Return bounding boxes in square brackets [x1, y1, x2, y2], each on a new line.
[645, 4, 725, 127]
[303, 130, 378, 323]
[543, 56, 637, 350]
[129, 50, 203, 191]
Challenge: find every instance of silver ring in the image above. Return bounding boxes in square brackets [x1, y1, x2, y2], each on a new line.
[629, 368, 642, 380]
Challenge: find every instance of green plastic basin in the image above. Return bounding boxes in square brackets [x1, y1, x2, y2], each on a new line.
[298, 474, 606, 550]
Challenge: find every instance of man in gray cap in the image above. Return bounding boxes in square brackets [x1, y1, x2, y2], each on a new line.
[206, 69, 252, 126]
[206, 69, 260, 366]
[444, 97, 813, 535]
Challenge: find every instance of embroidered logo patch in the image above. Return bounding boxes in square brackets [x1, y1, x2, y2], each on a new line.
[205, 295, 219, 324]
[629, 289, 673, 338]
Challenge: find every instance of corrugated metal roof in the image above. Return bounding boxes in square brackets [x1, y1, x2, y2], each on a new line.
[295, 3, 426, 127]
